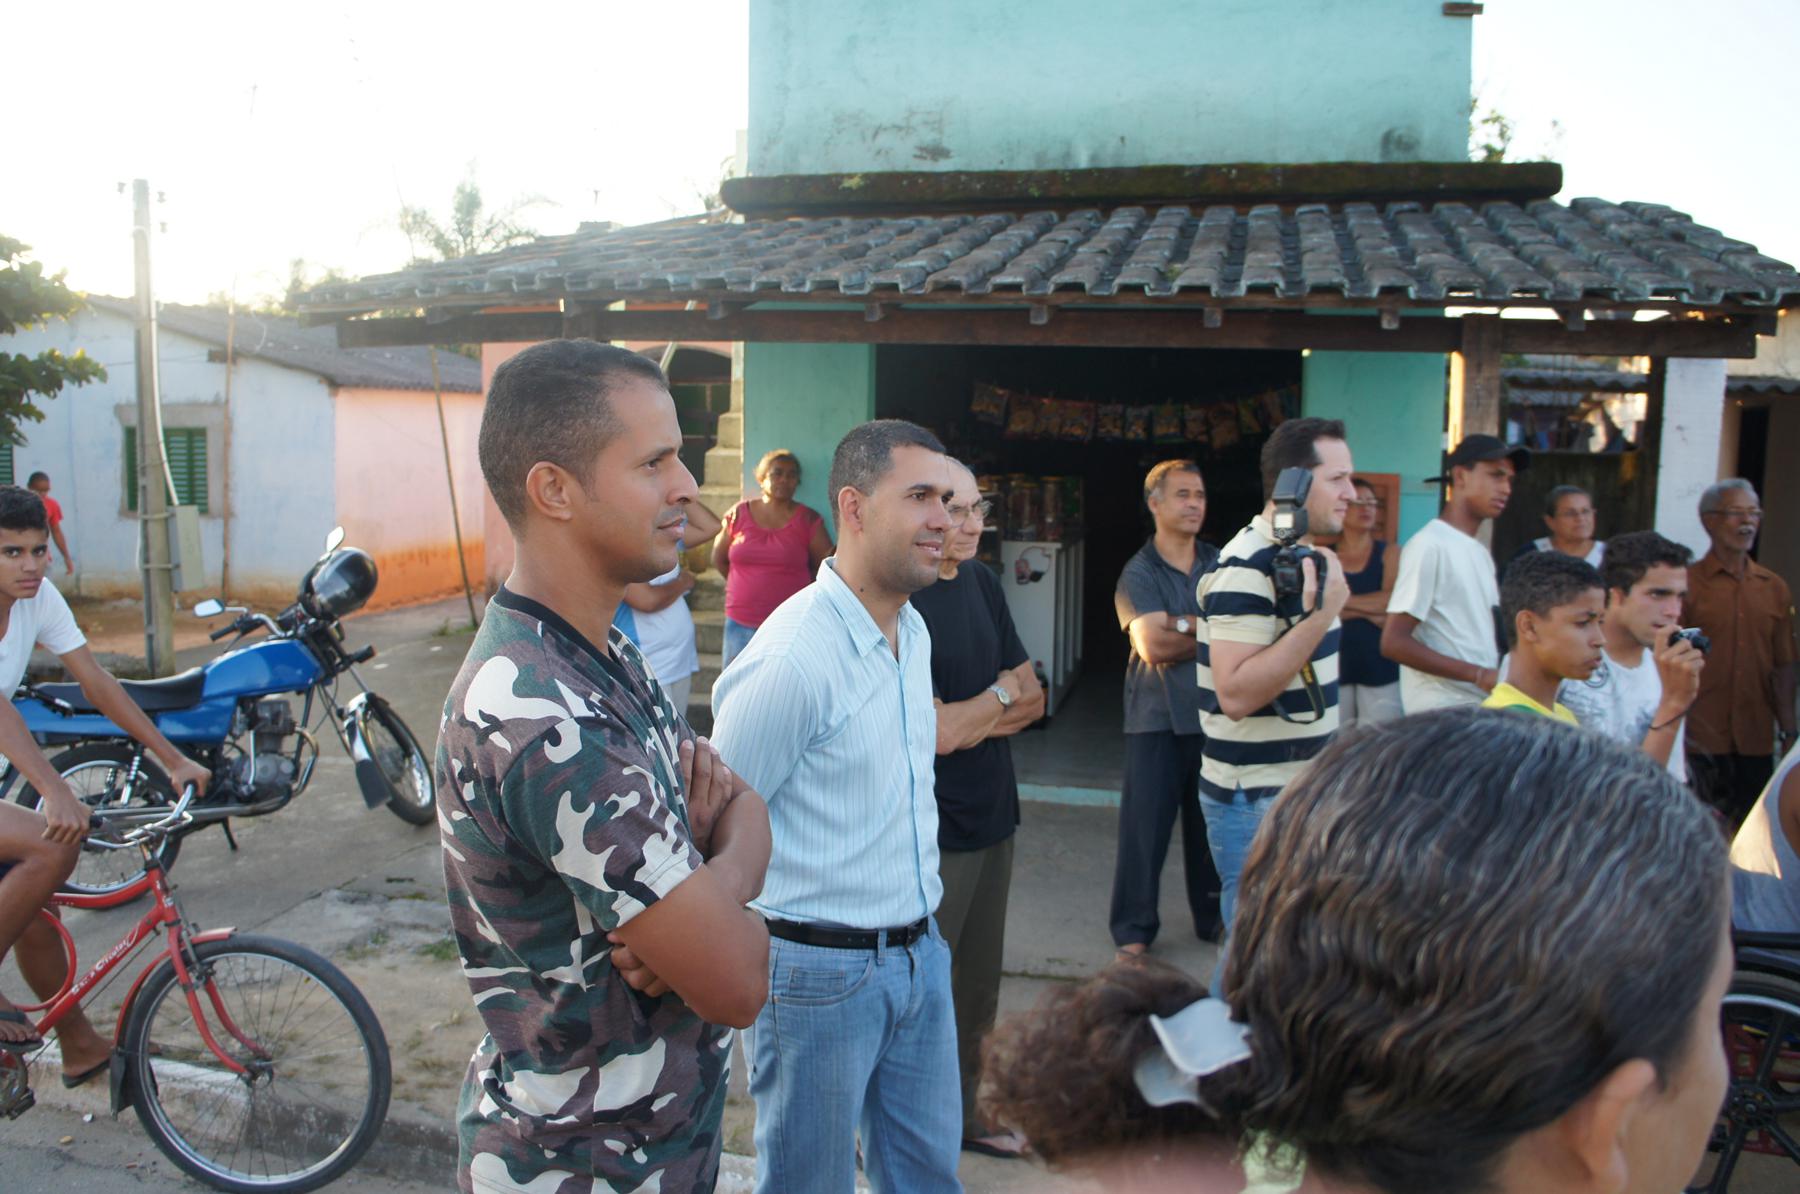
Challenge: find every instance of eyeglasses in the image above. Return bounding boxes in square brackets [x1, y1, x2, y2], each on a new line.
[1707, 507, 1762, 521]
[947, 499, 994, 524]
[1348, 498, 1384, 508]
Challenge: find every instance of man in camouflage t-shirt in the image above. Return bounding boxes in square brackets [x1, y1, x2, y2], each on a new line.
[441, 340, 770, 1194]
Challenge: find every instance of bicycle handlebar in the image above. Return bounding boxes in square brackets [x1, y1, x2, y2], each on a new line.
[84, 784, 198, 850]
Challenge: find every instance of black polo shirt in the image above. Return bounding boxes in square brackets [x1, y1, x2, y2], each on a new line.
[1116, 536, 1219, 736]
[911, 562, 1030, 853]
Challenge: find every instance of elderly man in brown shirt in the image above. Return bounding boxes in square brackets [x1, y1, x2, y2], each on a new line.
[1683, 479, 1798, 828]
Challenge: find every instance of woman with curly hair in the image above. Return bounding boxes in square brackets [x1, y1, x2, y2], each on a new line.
[981, 707, 1732, 1194]
[711, 448, 834, 668]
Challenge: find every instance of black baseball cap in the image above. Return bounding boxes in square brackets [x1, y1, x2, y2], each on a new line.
[1424, 434, 1531, 484]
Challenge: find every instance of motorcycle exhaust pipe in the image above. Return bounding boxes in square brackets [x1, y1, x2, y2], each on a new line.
[182, 796, 289, 824]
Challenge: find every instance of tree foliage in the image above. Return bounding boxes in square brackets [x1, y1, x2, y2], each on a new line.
[397, 170, 546, 264]
[0, 236, 107, 447]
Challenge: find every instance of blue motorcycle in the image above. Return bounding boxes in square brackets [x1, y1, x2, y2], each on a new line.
[11, 528, 436, 898]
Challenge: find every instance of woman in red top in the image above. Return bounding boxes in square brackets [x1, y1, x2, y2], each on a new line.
[711, 449, 834, 668]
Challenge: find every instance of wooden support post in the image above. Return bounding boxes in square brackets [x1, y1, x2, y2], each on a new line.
[1640, 357, 1668, 531]
[1451, 314, 1505, 443]
[1448, 314, 1504, 543]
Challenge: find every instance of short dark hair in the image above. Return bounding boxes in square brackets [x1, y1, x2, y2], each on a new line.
[1259, 417, 1347, 500]
[26, 471, 49, 487]
[827, 419, 945, 508]
[1543, 484, 1590, 518]
[478, 339, 667, 527]
[0, 485, 49, 533]
[1143, 459, 1202, 504]
[1600, 530, 1691, 598]
[1500, 551, 1603, 646]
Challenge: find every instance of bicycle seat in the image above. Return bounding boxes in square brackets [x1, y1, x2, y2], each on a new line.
[35, 667, 208, 714]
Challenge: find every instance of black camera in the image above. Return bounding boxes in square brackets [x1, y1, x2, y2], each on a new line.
[1269, 466, 1324, 615]
[1669, 627, 1711, 654]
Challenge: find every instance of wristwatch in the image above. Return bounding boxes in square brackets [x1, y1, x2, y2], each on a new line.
[988, 684, 1014, 709]
[1174, 616, 1193, 635]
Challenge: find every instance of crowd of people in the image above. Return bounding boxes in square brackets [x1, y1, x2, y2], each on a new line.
[3, 336, 1794, 1194]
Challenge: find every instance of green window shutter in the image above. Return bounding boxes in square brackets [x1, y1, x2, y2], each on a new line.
[165, 428, 208, 513]
[0, 443, 13, 487]
[123, 426, 209, 514]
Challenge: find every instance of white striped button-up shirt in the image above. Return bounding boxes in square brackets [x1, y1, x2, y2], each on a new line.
[710, 559, 942, 929]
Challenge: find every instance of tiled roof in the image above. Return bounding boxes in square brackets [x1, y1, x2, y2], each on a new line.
[87, 297, 483, 392]
[1503, 365, 1651, 393]
[1501, 366, 1800, 398]
[303, 198, 1800, 314]
[1726, 373, 1800, 395]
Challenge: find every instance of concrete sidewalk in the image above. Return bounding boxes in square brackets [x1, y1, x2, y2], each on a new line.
[13, 596, 1205, 1192]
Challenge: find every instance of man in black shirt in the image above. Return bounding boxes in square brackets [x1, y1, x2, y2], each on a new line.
[912, 458, 1043, 1160]
[1111, 459, 1222, 959]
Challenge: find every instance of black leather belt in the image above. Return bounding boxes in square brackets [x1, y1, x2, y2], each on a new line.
[766, 916, 929, 950]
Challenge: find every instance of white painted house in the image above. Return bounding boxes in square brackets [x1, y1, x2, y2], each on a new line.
[2, 299, 486, 608]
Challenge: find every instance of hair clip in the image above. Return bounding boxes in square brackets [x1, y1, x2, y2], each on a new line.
[1132, 996, 1253, 1110]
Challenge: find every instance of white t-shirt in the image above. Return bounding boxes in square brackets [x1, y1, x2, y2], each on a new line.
[633, 561, 698, 686]
[1388, 519, 1500, 713]
[0, 578, 87, 695]
[1558, 648, 1687, 781]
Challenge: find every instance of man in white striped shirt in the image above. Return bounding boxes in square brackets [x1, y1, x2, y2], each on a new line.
[711, 419, 962, 1194]
[1196, 418, 1356, 941]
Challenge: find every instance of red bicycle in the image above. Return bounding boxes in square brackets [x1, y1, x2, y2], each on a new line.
[1, 787, 391, 1193]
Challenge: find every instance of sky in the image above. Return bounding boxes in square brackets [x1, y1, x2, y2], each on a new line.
[5, 0, 1796, 306]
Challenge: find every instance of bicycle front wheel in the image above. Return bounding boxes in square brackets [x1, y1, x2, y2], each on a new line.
[123, 934, 391, 1194]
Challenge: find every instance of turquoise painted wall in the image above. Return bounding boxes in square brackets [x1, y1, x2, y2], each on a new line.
[1302, 351, 1447, 540]
[742, 341, 877, 532]
[750, 0, 1473, 174]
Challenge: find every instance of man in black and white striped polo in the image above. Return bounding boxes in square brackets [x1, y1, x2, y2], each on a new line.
[1195, 417, 1358, 942]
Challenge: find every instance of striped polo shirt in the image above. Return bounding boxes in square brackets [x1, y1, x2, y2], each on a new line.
[1195, 516, 1341, 799]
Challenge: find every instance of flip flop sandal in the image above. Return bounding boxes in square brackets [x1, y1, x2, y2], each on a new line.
[62, 1055, 113, 1089]
[0, 1009, 43, 1054]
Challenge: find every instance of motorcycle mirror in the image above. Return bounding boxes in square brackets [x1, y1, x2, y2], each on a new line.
[192, 598, 224, 618]
[323, 526, 346, 553]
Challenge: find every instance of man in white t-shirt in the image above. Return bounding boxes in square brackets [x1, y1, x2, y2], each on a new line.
[0, 487, 210, 1083]
[620, 502, 722, 713]
[1558, 531, 1705, 777]
[1382, 435, 1529, 712]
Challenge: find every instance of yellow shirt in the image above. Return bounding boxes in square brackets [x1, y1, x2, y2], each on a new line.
[1482, 681, 1580, 726]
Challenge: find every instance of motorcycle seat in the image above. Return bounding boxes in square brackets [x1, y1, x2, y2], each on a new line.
[35, 667, 209, 714]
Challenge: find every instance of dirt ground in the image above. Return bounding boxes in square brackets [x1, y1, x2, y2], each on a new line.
[63, 594, 255, 663]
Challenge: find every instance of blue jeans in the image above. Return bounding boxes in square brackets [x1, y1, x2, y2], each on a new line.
[747, 921, 963, 1194]
[721, 616, 757, 670]
[1199, 786, 1278, 985]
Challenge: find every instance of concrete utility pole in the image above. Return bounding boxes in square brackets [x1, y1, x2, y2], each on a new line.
[132, 179, 176, 676]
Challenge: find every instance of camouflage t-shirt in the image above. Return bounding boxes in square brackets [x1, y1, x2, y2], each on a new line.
[436, 587, 727, 1194]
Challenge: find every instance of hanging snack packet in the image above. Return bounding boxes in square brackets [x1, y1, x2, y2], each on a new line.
[1208, 402, 1240, 449]
[1005, 393, 1043, 439]
[1183, 403, 1211, 444]
[1125, 405, 1153, 442]
[970, 383, 1010, 426]
[1096, 404, 1126, 440]
[1058, 400, 1097, 442]
[1154, 403, 1184, 442]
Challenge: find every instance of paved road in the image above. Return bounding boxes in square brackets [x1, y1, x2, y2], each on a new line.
[5, 1101, 448, 1194]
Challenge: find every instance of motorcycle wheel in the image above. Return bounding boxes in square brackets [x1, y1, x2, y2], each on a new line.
[16, 742, 183, 900]
[363, 701, 435, 825]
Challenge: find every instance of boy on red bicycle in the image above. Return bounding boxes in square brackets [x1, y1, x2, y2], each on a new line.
[0, 486, 208, 1085]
